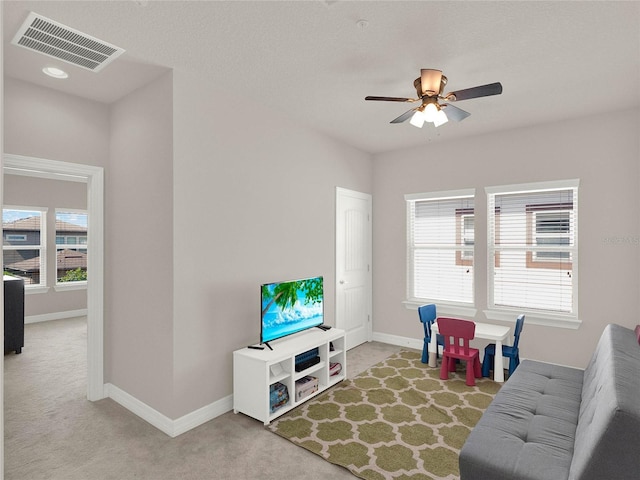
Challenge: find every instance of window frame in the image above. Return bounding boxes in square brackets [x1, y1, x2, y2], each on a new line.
[55, 208, 88, 289]
[485, 179, 580, 328]
[404, 189, 476, 316]
[2, 205, 48, 292]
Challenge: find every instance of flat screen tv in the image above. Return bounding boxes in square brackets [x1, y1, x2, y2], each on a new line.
[261, 275, 324, 345]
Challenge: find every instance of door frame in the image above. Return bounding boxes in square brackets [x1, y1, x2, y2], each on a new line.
[3, 153, 105, 401]
[335, 187, 373, 348]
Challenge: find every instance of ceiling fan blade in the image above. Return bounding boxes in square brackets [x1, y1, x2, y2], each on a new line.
[441, 104, 471, 122]
[365, 96, 416, 102]
[420, 69, 442, 95]
[446, 82, 503, 101]
[390, 108, 418, 124]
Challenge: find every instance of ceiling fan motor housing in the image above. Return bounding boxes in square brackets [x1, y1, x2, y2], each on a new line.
[414, 69, 448, 97]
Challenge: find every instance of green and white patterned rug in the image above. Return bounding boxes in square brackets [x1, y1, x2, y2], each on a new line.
[268, 350, 500, 480]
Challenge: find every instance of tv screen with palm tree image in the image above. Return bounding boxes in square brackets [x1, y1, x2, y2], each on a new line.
[261, 276, 324, 344]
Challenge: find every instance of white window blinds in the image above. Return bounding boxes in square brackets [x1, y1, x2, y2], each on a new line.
[487, 180, 578, 316]
[406, 190, 474, 305]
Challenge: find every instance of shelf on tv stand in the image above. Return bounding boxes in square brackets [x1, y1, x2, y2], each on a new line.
[232, 327, 346, 425]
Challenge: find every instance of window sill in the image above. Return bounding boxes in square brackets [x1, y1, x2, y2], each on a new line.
[483, 309, 582, 329]
[54, 281, 87, 292]
[403, 300, 477, 319]
[25, 286, 50, 295]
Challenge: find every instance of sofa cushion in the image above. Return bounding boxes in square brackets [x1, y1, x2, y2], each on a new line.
[568, 324, 640, 480]
[459, 360, 583, 480]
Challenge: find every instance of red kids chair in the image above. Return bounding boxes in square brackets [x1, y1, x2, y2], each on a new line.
[437, 317, 482, 387]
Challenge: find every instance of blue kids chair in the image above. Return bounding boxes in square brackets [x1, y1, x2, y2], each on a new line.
[418, 304, 445, 364]
[482, 314, 525, 378]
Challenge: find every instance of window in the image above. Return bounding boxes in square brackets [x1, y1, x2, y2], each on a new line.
[5, 234, 27, 242]
[487, 180, 578, 317]
[55, 210, 88, 284]
[406, 190, 475, 305]
[2, 207, 47, 287]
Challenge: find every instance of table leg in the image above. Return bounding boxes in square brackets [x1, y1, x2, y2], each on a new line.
[494, 341, 505, 383]
[428, 334, 437, 368]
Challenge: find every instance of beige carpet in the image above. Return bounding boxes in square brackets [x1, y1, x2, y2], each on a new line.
[4, 317, 404, 479]
[268, 350, 501, 480]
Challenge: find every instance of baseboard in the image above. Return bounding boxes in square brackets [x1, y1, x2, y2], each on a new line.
[102, 334, 424, 437]
[172, 395, 234, 437]
[104, 383, 233, 438]
[25, 309, 88, 324]
[372, 331, 423, 351]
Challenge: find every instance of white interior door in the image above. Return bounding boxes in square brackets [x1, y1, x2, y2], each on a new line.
[335, 187, 372, 350]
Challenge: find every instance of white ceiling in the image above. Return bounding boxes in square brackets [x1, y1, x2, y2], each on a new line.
[3, 1, 640, 154]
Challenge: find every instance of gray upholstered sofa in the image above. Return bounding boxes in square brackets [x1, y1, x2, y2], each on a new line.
[459, 323, 640, 480]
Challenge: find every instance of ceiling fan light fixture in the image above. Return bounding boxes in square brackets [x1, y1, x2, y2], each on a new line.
[423, 102, 439, 123]
[434, 109, 448, 127]
[409, 109, 426, 128]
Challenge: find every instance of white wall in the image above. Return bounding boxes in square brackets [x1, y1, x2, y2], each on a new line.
[3, 77, 109, 167]
[1, 8, 5, 474]
[372, 108, 640, 369]
[171, 69, 373, 417]
[107, 72, 175, 416]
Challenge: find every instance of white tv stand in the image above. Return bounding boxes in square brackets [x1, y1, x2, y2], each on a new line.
[233, 327, 346, 425]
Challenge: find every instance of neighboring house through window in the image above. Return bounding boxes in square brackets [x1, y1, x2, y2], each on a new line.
[405, 189, 475, 306]
[526, 204, 572, 269]
[456, 208, 474, 267]
[2, 207, 47, 287]
[2, 207, 88, 289]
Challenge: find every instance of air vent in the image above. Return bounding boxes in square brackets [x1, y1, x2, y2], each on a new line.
[11, 12, 125, 72]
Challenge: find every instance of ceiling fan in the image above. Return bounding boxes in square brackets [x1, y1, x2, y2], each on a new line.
[365, 69, 502, 128]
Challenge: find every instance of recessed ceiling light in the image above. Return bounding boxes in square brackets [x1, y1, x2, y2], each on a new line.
[42, 67, 69, 79]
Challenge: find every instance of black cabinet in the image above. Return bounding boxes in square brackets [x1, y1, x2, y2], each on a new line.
[4, 276, 25, 354]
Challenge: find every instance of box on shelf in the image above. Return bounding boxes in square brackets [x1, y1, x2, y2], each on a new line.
[329, 362, 342, 377]
[270, 382, 289, 413]
[295, 347, 320, 372]
[295, 375, 318, 401]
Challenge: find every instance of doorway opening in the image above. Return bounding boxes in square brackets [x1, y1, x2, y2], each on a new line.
[3, 153, 104, 400]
